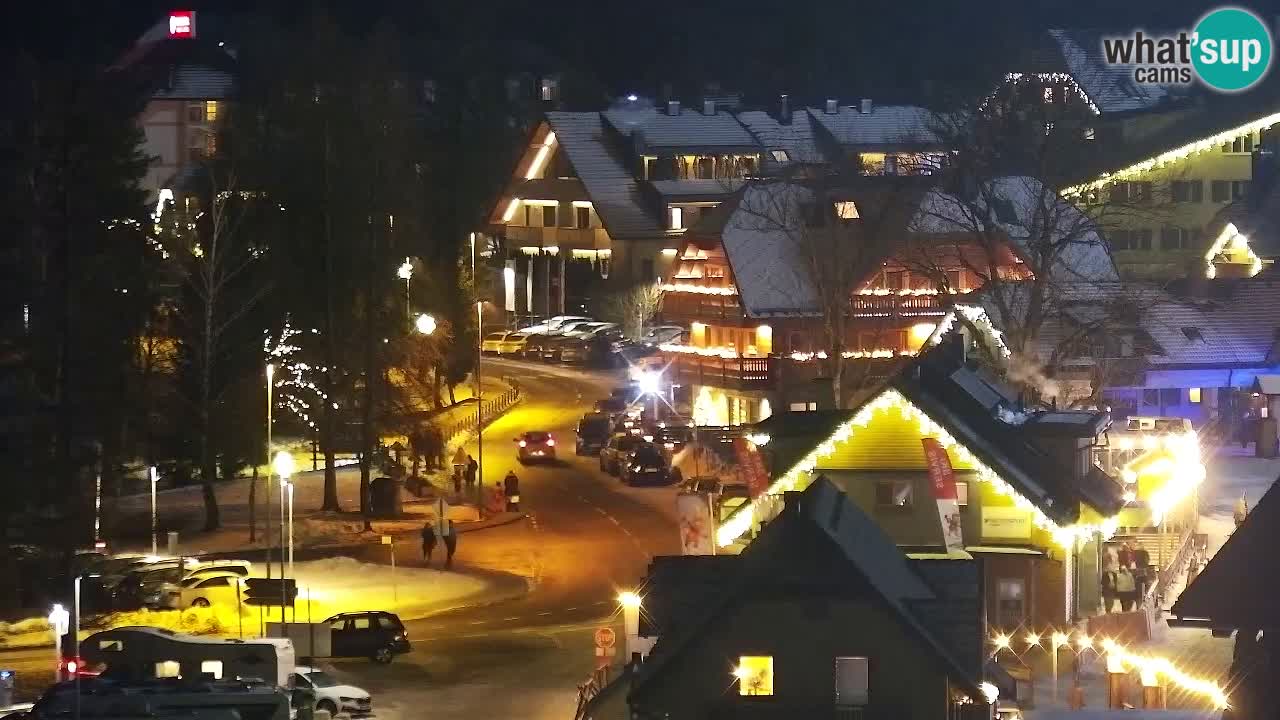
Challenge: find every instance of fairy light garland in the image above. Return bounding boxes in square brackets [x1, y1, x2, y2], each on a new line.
[1004, 72, 1101, 115]
[264, 320, 331, 431]
[928, 304, 1012, 359]
[659, 282, 738, 296]
[1065, 111, 1280, 195]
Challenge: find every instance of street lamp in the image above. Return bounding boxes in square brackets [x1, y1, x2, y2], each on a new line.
[273, 451, 295, 581]
[471, 232, 484, 514]
[414, 313, 436, 336]
[48, 604, 69, 681]
[149, 466, 159, 556]
[397, 258, 413, 324]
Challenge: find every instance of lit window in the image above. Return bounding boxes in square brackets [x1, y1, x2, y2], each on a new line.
[736, 656, 774, 696]
[155, 660, 181, 678]
[200, 660, 223, 679]
[834, 656, 869, 706]
[669, 206, 684, 230]
[770, 150, 790, 162]
[996, 578, 1025, 627]
[1084, 126, 1096, 140]
[540, 77, 558, 102]
[204, 101, 219, 122]
[956, 481, 969, 506]
[1043, 87, 1054, 103]
[833, 201, 859, 219]
[875, 480, 913, 509]
[1189, 387, 1201, 403]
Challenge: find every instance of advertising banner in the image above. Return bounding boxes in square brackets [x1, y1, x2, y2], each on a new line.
[922, 438, 965, 551]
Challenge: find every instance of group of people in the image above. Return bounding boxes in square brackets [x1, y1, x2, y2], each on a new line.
[1101, 540, 1151, 613]
[451, 454, 480, 495]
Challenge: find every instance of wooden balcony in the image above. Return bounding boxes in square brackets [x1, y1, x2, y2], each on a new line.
[666, 353, 777, 391]
[660, 292, 744, 324]
[849, 293, 947, 316]
[497, 225, 611, 251]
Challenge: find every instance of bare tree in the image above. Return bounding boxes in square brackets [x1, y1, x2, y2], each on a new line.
[600, 281, 664, 340]
[164, 173, 269, 530]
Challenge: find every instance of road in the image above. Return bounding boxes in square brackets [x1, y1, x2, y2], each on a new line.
[0, 359, 679, 718]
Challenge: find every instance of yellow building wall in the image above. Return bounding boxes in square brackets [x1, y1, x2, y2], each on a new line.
[814, 406, 976, 471]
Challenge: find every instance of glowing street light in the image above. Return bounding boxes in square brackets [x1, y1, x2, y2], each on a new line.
[273, 451, 295, 582]
[619, 591, 642, 660]
[618, 591, 642, 609]
[414, 313, 437, 336]
[149, 466, 159, 556]
[397, 258, 413, 324]
[992, 633, 1011, 653]
[48, 604, 69, 680]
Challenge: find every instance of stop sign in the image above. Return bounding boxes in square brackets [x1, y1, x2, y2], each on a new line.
[594, 627, 616, 649]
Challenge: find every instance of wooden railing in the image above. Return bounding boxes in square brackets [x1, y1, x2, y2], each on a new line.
[850, 293, 946, 315]
[666, 353, 776, 389]
[500, 225, 611, 250]
[660, 293, 743, 322]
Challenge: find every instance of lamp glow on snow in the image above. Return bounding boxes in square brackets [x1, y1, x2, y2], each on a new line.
[415, 313, 437, 336]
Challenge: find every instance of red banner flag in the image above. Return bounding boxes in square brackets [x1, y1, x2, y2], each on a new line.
[922, 438, 964, 551]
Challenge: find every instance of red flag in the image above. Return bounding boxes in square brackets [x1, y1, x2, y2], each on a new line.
[922, 438, 964, 551]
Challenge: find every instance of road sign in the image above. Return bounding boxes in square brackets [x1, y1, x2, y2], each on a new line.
[594, 627, 616, 650]
[452, 447, 468, 466]
[244, 578, 297, 607]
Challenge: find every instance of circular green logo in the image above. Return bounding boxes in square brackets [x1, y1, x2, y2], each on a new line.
[1192, 7, 1273, 92]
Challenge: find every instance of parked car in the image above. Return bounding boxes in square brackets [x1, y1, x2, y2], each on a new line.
[150, 560, 252, 608]
[292, 667, 372, 718]
[620, 442, 674, 486]
[537, 321, 603, 361]
[599, 433, 645, 475]
[594, 396, 629, 418]
[641, 325, 687, 346]
[499, 331, 532, 355]
[516, 431, 557, 463]
[481, 331, 512, 354]
[176, 573, 245, 609]
[118, 566, 187, 609]
[324, 611, 410, 663]
[560, 324, 623, 364]
[575, 413, 613, 455]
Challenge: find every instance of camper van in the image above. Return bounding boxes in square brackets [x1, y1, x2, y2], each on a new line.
[80, 627, 296, 688]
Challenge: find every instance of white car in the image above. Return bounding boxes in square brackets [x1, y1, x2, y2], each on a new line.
[156, 561, 252, 608]
[292, 667, 372, 718]
[176, 573, 245, 608]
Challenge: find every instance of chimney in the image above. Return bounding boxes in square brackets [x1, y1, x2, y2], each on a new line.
[703, 99, 715, 115]
[779, 93, 791, 125]
[860, 98, 873, 114]
[666, 99, 681, 116]
[825, 98, 838, 114]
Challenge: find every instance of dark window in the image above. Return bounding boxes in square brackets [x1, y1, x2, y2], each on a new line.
[1225, 135, 1254, 153]
[1110, 229, 1131, 251]
[946, 270, 962, 290]
[1109, 183, 1129, 204]
[1211, 180, 1230, 202]
[1160, 227, 1193, 250]
[187, 102, 204, 122]
[874, 480, 913, 509]
[1160, 388, 1181, 406]
[996, 579, 1026, 627]
[576, 206, 590, 229]
[1142, 389, 1160, 406]
[1137, 229, 1152, 250]
[524, 205, 534, 226]
[377, 616, 399, 630]
[695, 156, 714, 179]
[198, 577, 230, 588]
[1232, 181, 1250, 201]
[542, 205, 556, 227]
[1171, 181, 1201, 203]
[1133, 182, 1152, 205]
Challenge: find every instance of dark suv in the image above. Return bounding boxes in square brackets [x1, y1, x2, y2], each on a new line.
[324, 611, 410, 663]
[576, 413, 612, 455]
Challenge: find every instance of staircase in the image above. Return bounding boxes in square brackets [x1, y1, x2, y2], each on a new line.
[1113, 531, 1186, 570]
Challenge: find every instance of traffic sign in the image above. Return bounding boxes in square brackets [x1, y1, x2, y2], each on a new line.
[244, 578, 297, 607]
[452, 447, 468, 466]
[594, 627, 616, 649]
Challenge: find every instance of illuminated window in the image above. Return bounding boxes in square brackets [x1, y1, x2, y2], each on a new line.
[1084, 126, 1095, 140]
[789, 402, 817, 412]
[155, 660, 181, 678]
[874, 480, 912, 509]
[200, 660, 223, 679]
[1189, 387, 1201, 403]
[771, 150, 790, 162]
[834, 656, 869, 706]
[669, 206, 684, 230]
[736, 656, 774, 696]
[204, 101, 219, 122]
[996, 579, 1025, 626]
[956, 481, 969, 506]
[1042, 87, 1054, 103]
[540, 77, 558, 102]
[833, 201, 859, 219]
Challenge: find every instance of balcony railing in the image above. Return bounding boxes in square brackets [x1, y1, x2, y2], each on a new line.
[660, 293, 743, 322]
[666, 353, 776, 390]
[498, 225, 611, 250]
[850, 293, 947, 315]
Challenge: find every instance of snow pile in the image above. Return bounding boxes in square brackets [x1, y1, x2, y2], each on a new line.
[994, 405, 1032, 426]
[0, 607, 237, 650]
[288, 557, 491, 620]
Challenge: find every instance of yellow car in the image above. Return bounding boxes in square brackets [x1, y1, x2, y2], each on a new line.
[481, 331, 530, 355]
[481, 332, 511, 354]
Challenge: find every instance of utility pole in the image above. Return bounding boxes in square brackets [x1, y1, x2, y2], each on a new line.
[472, 234, 484, 514]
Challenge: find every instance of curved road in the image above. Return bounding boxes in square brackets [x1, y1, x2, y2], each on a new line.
[325, 359, 680, 719]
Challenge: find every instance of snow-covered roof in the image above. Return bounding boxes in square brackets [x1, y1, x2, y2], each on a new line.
[152, 65, 236, 99]
[910, 176, 1118, 283]
[719, 183, 821, 316]
[602, 107, 759, 151]
[807, 104, 943, 148]
[650, 179, 744, 199]
[544, 112, 662, 239]
[736, 110, 826, 168]
[1045, 29, 1171, 114]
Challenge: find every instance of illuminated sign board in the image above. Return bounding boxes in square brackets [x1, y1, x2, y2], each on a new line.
[168, 11, 196, 38]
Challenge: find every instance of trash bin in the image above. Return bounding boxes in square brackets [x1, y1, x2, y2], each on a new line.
[369, 477, 403, 517]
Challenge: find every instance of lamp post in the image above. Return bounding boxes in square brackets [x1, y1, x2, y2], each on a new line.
[618, 591, 642, 661]
[273, 451, 295, 578]
[471, 233, 484, 512]
[266, 363, 274, 579]
[397, 258, 413, 325]
[414, 313, 436, 336]
[149, 466, 159, 556]
[48, 604, 69, 681]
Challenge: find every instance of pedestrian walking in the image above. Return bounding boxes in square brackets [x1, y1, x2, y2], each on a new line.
[1234, 492, 1249, 528]
[1133, 543, 1151, 594]
[421, 522, 437, 567]
[1116, 541, 1133, 570]
[1101, 566, 1118, 613]
[442, 520, 457, 569]
[452, 465, 463, 495]
[465, 455, 478, 489]
[1116, 566, 1137, 611]
[503, 470, 521, 512]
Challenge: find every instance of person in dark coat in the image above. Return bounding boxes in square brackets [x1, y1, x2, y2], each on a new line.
[465, 455, 478, 489]
[503, 470, 520, 512]
[442, 520, 457, 569]
[1101, 567, 1118, 613]
[421, 522, 437, 567]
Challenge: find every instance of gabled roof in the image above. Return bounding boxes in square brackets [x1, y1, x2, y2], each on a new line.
[1210, 178, 1280, 260]
[543, 112, 663, 239]
[1172, 473, 1280, 629]
[602, 107, 759, 152]
[631, 477, 986, 703]
[807, 104, 944, 148]
[1042, 30, 1172, 114]
[151, 65, 236, 100]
